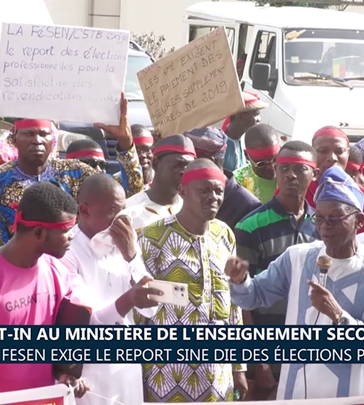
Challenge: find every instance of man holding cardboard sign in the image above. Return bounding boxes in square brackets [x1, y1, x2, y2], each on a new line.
[0, 93, 143, 245]
[138, 27, 244, 138]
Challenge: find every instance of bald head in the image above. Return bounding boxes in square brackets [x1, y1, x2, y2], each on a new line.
[245, 124, 279, 149]
[79, 174, 125, 204]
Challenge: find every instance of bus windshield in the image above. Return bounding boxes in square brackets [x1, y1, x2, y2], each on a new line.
[284, 28, 364, 87]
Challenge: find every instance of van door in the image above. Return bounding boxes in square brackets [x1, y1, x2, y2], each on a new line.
[181, 19, 240, 61]
[243, 26, 281, 126]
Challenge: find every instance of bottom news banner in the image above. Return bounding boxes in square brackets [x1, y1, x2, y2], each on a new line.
[1, 325, 364, 364]
[2, 326, 364, 404]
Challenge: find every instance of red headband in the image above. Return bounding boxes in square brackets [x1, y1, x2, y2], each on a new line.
[11, 204, 76, 232]
[313, 127, 349, 143]
[153, 145, 197, 158]
[245, 143, 280, 160]
[181, 167, 226, 185]
[14, 119, 53, 131]
[276, 157, 317, 169]
[66, 150, 105, 159]
[346, 161, 364, 172]
[134, 137, 154, 146]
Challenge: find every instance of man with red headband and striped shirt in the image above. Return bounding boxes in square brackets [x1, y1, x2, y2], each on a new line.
[234, 141, 320, 396]
[138, 158, 248, 403]
[234, 124, 280, 203]
[223, 92, 268, 172]
[0, 93, 143, 245]
[125, 134, 196, 231]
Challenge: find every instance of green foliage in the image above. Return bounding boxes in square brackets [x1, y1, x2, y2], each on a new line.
[252, 0, 329, 7]
[131, 32, 175, 60]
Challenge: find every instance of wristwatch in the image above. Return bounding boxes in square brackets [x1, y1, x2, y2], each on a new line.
[334, 313, 350, 325]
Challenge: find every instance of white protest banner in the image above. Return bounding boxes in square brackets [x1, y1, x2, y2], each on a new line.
[0, 23, 130, 124]
[0, 384, 75, 405]
[138, 27, 244, 137]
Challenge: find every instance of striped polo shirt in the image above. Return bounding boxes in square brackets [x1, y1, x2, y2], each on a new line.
[234, 196, 320, 325]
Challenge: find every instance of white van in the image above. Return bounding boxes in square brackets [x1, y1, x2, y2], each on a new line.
[182, 2, 364, 144]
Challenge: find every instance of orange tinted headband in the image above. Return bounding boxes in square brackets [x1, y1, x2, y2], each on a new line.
[11, 203, 76, 232]
[245, 143, 280, 160]
[276, 157, 317, 169]
[181, 167, 225, 185]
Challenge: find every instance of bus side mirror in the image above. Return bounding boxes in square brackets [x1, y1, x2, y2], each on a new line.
[252, 63, 271, 91]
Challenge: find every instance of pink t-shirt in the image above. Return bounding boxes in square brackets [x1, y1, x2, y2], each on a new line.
[0, 253, 71, 393]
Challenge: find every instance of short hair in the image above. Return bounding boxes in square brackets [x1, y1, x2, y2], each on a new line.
[17, 181, 78, 233]
[66, 139, 101, 154]
[184, 157, 220, 172]
[245, 124, 278, 149]
[78, 173, 125, 204]
[279, 140, 317, 163]
[131, 124, 148, 137]
[349, 146, 363, 165]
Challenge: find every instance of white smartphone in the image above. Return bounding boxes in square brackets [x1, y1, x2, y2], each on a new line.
[147, 280, 189, 307]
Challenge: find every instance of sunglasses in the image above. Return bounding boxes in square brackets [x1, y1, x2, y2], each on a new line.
[310, 211, 358, 227]
[249, 157, 277, 169]
[80, 159, 108, 171]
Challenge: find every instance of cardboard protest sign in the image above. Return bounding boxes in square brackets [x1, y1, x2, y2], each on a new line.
[138, 27, 244, 137]
[0, 385, 75, 405]
[0, 23, 130, 124]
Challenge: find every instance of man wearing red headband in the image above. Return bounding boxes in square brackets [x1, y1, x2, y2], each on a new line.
[234, 141, 320, 397]
[125, 134, 196, 231]
[346, 146, 364, 191]
[184, 126, 261, 230]
[131, 124, 154, 188]
[66, 139, 108, 173]
[307, 126, 350, 207]
[0, 93, 143, 246]
[138, 158, 248, 402]
[0, 181, 88, 397]
[234, 124, 279, 203]
[223, 92, 268, 172]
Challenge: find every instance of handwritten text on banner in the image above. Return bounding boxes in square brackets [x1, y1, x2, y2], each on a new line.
[0, 23, 130, 124]
[138, 27, 244, 137]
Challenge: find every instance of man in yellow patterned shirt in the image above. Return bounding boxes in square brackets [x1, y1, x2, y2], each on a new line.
[138, 158, 247, 403]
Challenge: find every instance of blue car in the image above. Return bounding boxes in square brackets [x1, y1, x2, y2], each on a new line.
[57, 41, 154, 174]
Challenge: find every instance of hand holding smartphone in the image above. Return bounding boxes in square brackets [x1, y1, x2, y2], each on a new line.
[147, 280, 189, 307]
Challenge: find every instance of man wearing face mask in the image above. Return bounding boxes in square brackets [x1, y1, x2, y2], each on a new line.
[0, 93, 143, 245]
[234, 124, 280, 203]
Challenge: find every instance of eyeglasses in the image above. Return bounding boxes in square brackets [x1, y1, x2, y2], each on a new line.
[250, 157, 277, 169]
[310, 211, 358, 227]
[80, 159, 108, 171]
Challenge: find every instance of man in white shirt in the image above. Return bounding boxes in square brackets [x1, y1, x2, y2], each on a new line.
[60, 174, 162, 405]
[126, 134, 196, 231]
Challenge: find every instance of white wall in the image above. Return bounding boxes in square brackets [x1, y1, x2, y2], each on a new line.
[43, 0, 89, 26]
[119, 0, 238, 50]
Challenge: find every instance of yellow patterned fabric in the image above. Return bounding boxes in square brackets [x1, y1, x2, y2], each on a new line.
[137, 216, 244, 403]
[0, 145, 143, 245]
